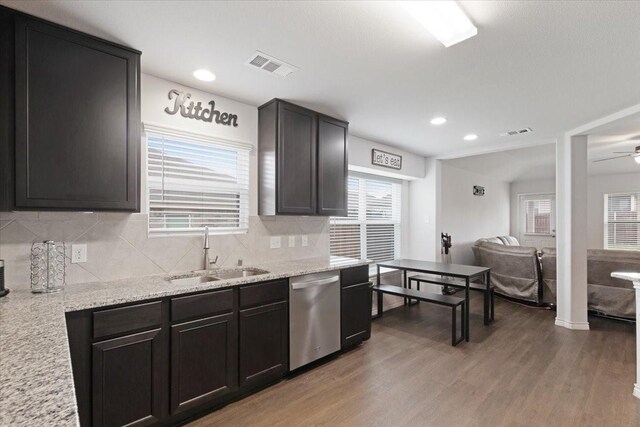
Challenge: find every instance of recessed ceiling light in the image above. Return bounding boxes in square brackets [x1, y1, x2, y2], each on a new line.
[430, 117, 447, 125]
[193, 69, 216, 82]
[464, 134, 478, 141]
[401, 1, 477, 47]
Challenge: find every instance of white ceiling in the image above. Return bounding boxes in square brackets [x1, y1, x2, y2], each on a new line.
[445, 111, 640, 182]
[4, 0, 640, 158]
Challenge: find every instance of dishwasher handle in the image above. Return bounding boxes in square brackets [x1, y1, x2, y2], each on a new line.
[290, 276, 338, 290]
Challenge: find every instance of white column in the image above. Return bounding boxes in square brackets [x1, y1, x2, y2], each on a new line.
[555, 134, 589, 330]
[635, 281, 640, 399]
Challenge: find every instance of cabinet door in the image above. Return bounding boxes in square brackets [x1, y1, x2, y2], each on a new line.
[92, 329, 163, 427]
[277, 102, 317, 215]
[317, 115, 348, 216]
[239, 301, 288, 388]
[14, 16, 140, 210]
[341, 282, 373, 349]
[170, 313, 238, 415]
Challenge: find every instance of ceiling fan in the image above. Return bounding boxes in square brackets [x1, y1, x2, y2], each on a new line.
[592, 145, 640, 164]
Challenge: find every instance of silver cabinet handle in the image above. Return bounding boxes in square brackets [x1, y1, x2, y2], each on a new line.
[291, 277, 338, 290]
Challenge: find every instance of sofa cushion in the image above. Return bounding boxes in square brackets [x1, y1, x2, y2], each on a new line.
[587, 249, 640, 289]
[477, 242, 542, 303]
[498, 235, 520, 246]
[474, 237, 504, 246]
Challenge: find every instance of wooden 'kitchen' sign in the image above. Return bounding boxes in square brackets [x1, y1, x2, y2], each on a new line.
[372, 149, 402, 170]
[164, 89, 239, 127]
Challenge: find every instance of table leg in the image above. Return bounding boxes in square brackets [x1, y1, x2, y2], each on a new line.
[487, 271, 493, 323]
[403, 269, 408, 305]
[465, 277, 470, 341]
[377, 265, 382, 317]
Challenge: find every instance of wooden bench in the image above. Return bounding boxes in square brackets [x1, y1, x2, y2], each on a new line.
[373, 284, 465, 346]
[408, 274, 495, 325]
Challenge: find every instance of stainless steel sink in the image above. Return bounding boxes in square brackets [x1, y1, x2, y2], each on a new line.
[210, 268, 269, 280]
[169, 275, 220, 286]
[168, 268, 269, 285]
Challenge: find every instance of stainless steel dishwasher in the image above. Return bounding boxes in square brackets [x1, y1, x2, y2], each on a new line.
[289, 271, 341, 370]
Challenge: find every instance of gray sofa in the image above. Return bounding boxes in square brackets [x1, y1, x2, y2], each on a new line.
[541, 248, 638, 319]
[473, 239, 543, 304]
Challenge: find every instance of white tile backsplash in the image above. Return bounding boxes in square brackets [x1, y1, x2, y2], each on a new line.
[0, 212, 330, 289]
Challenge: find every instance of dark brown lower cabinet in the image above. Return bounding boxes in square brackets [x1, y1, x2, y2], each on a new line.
[92, 329, 163, 427]
[239, 301, 288, 388]
[170, 313, 238, 415]
[341, 282, 373, 349]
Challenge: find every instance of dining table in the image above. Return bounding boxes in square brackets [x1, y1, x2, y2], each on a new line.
[375, 259, 491, 341]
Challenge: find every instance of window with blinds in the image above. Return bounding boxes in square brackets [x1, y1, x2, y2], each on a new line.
[146, 127, 250, 236]
[524, 199, 552, 234]
[329, 175, 401, 263]
[605, 193, 640, 250]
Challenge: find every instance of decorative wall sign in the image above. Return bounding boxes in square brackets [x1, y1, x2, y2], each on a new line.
[164, 89, 239, 127]
[371, 149, 402, 170]
[473, 185, 485, 196]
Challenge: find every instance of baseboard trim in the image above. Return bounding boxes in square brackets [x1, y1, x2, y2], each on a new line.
[555, 318, 590, 330]
[633, 384, 640, 399]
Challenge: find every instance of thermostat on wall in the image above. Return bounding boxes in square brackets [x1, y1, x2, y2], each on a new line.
[473, 185, 485, 196]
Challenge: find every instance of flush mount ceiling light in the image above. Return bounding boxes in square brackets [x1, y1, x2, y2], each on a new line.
[430, 116, 447, 125]
[401, 1, 477, 47]
[193, 69, 216, 82]
[464, 134, 478, 141]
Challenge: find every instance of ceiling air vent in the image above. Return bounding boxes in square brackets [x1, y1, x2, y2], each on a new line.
[245, 51, 299, 77]
[499, 127, 533, 137]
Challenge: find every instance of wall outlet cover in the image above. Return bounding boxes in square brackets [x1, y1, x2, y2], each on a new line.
[301, 235, 308, 247]
[71, 244, 87, 263]
[270, 236, 282, 249]
[288, 235, 296, 247]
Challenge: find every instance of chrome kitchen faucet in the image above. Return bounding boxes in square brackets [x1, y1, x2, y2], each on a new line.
[203, 226, 218, 270]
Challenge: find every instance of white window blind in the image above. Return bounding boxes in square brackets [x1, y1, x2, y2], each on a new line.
[330, 175, 401, 263]
[525, 199, 552, 234]
[146, 126, 250, 236]
[605, 193, 640, 250]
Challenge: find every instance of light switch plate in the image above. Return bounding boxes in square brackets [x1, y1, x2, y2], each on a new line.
[270, 236, 281, 249]
[71, 244, 87, 263]
[301, 235, 308, 247]
[288, 235, 296, 247]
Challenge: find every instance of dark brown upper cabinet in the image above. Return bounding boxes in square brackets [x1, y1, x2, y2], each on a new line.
[258, 99, 348, 216]
[4, 9, 141, 211]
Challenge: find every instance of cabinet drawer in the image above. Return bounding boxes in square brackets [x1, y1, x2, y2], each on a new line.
[239, 280, 288, 308]
[93, 301, 162, 339]
[340, 265, 370, 287]
[171, 289, 234, 323]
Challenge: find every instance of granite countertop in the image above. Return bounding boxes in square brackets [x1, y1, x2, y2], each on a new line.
[0, 256, 370, 426]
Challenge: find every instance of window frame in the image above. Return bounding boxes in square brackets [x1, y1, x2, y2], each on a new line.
[143, 123, 252, 237]
[518, 193, 556, 237]
[604, 192, 640, 251]
[329, 173, 402, 263]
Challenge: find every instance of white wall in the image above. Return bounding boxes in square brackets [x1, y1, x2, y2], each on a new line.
[407, 157, 440, 261]
[348, 135, 426, 181]
[439, 162, 511, 265]
[510, 172, 640, 250]
[142, 74, 260, 215]
[587, 172, 640, 249]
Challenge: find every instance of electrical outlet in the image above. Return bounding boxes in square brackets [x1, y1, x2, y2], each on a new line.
[301, 235, 308, 247]
[270, 236, 281, 249]
[288, 235, 296, 247]
[71, 244, 87, 263]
